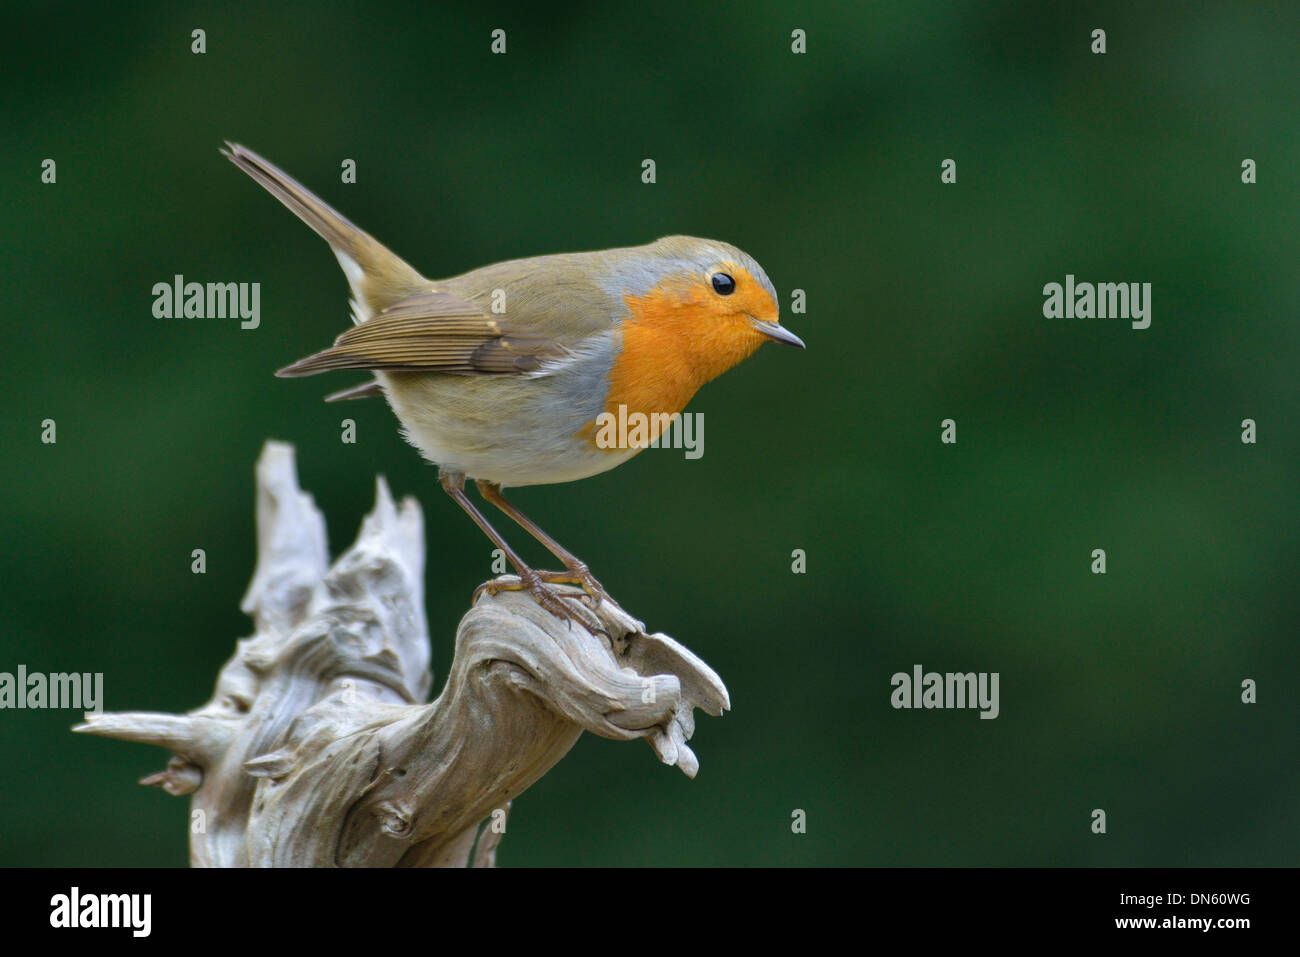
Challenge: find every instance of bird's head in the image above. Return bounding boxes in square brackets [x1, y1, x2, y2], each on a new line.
[607, 236, 804, 390]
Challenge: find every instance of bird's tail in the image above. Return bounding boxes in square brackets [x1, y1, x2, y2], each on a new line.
[221, 142, 425, 321]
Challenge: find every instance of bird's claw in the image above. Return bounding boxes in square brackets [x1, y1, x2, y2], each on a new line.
[474, 572, 604, 632]
[536, 565, 607, 609]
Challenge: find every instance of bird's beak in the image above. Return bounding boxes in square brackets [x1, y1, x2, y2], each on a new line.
[749, 316, 806, 349]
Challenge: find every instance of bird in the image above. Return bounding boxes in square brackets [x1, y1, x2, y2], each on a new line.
[223, 143, 804, 623]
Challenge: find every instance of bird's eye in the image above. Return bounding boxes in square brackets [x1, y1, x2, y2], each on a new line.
[711, 273, 736, 296]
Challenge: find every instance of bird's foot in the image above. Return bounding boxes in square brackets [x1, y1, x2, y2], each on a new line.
[474, 572, 603, 631]
[536, 564, 607, 608]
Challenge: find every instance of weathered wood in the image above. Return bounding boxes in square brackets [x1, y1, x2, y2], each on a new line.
[75, 441, 729, 867]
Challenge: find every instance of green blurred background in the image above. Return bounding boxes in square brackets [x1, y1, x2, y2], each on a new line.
[3, 1, 1297, 866]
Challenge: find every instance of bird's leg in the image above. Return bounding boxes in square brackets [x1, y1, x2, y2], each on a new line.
[438, 470, 579, 624]
[475, 480, 608, 608]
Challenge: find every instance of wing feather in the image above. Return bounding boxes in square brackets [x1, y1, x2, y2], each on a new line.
[277, 290, 569, 377]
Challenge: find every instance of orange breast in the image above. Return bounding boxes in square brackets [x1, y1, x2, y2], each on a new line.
[577, 275, 770, 449]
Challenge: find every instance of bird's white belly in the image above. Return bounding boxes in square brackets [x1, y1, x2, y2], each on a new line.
[374, 341, 638, 486]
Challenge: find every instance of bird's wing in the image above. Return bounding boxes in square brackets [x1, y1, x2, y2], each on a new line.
[277, 289, 570, 377]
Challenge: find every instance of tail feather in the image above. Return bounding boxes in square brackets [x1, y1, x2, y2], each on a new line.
[221, 142, 425, 319]
[324, 379, 385, 402]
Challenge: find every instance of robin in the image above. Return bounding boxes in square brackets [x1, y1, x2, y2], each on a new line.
[223, 143, 804, 622]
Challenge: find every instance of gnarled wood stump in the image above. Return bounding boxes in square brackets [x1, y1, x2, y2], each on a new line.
[76, 441, 729, 866]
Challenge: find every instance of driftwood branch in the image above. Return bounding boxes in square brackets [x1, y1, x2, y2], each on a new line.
[76, 441, 729, 867]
